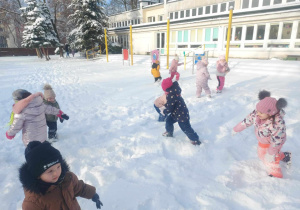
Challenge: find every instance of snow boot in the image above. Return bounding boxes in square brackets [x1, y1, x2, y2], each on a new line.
[190, 140, 201, 146]
[162, 132, 173, 137]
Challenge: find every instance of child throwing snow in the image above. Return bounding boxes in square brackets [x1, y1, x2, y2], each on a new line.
[19, 141, 103, 209]
[196, 57, 211, 98]
[169, 54, 182, 79]
[6, 89, 69, 146]
[151, 60, 162, 82]
[160, 76, 201, 145]
[43, 84, 64, 140]
[232, 90, 290, 178]
[154, 93, 167, 122]
[216, 55, 230, 93]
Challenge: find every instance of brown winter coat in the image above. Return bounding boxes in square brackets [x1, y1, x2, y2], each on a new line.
[6, 96, 60, 146]
[21, 171, 96, 210]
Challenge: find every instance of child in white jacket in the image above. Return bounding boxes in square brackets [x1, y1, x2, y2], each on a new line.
[196, 57, 211, 98]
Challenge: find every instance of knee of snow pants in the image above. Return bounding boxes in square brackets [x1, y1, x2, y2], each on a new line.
[178, 121, 199, 141]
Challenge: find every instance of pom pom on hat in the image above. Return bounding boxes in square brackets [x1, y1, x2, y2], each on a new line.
[43, 84, 56, 100]
[258, 90, 271, 100]
[256, 90, 287, 115]
[12, 89, 31, 101]
[276, 98, 287, 110]
[25, 141, 62, 178]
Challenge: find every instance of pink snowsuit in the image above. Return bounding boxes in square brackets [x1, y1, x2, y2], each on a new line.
[169, 59, 182, 74]
[233, 110, 287, 178]
[196, 60, 211, 97]
[216, 60, 229, 91]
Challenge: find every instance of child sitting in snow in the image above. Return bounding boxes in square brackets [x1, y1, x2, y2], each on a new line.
[19, 141, 103, 209]
[151, 60, 161, 82]
[6, 89, 69, 146]
[160, 75, 201, 145]
[216, 55, 230, 93]
[154, 93, 167, 122]
[196, 57, 211, 98]
[232, 90, 291, 178]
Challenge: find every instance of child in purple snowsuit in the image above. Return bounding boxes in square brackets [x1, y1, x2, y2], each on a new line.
[196, 57, 211, 98]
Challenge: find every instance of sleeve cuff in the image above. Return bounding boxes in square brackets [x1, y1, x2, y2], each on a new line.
[6, 132, 15, 140]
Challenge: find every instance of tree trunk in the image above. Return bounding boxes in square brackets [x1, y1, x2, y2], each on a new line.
[41, 47, 49, 60]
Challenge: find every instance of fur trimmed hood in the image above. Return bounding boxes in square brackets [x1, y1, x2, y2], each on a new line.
[19, 159, 70, 195]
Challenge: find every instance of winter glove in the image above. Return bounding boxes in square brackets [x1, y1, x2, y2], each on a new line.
[59, 118, 64, 123]
[159, 106, 166, 116]
[92, 193, 103, 209]
[231, 130, 237, 136]
[57, 110, 69, 120]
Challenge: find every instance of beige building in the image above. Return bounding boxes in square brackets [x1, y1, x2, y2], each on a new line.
[107, 0, 300, 59]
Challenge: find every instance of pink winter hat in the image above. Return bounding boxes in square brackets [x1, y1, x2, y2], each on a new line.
[161, 78, 173, 91]
[256, 97, 278, 115]
[256, 90, 287, 115]
[219, 55, 226, 60]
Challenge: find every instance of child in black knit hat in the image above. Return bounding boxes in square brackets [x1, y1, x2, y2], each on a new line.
[19, 141, 103, 209]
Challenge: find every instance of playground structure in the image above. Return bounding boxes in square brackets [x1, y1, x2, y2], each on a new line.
[86, 45, 101, 60]
[183, 45, 208, 74]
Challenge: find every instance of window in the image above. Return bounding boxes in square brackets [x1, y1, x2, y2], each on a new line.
[221, 3, 226, 12]
[180, 11, 184, 18]
[213, 28, 218, 41]
[148, 17, 155, 22]
[263, 0, 271, 6]
[205, 6, 210, 14]
[170, 13, 173, 19]
[192, 8, 196, 16]
[229, 2, 235, 10]
[161, 33, 165, 48]
[197, 29, 203, 42]
[246, 26, 254, 40]
[297, 22, 300, 39]
[287, 0, 295, 2]
[198, 7, 203, 15]
[225, 28, 232, 41]
[172, 31, 176, 42]
[159, 15, 163, 21]
[257, 25, 265, 40]
[212, 5, 218, 13]
[242, 0, 249, 9]
[282, 23, 292, 39]
[269, 25, 279, 39]
[274, 0, 282, 4]
[135, 19, 138, 24]
[178, 31, 182, 42]
[252, 0, 259, 8]
[190, 30, 196, 42]
[183, 30, 189, 42]
[175, 12, 178, 19]
[235, 27, 242, 40]
[186, 10, 190, 17]
[157, 33, 160, 48]
[138, 19, 140, 24]
[205, 28, 211, 41]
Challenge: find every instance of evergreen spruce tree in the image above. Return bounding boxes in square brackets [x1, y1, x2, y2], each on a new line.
[68, 0, 108, 51]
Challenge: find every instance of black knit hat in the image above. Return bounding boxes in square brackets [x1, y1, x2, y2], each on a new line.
[25, 141, 62, 178]
[12, 89, 31, 101]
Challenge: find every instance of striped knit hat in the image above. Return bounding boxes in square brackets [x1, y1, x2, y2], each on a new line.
[256, 90, 287, 115]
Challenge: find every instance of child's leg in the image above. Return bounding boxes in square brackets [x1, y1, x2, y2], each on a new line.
[165, 115, 176, 135]
[196, 82, 202, 97]
[47, 121, 57, 139]
[178, 120, 199, 142]
[154, 104, 165, 121]
[219, 76, 225, 90]
[202, 82, 211, 95]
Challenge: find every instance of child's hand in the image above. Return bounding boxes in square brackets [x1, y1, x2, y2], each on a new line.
[159, 106, 166, 116]
[59, 118, 64, 123]
[92, 193, 103, 209]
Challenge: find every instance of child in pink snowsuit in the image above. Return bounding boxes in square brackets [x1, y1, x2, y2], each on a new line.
[216, 55, 230, 93]
[232, 90, 291, 178]
[196, 57, 211, 98]
[169, 55, 182, 79]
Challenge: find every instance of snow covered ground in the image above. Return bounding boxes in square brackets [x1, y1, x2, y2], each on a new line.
[0, 54, 300, 210]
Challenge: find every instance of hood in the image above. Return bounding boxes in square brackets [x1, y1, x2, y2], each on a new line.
[197, 61, 208, 70]
[169, 59, 179, 72]
[22, 97, 44, 116]
[166, 81, 181, 95]
[19, 159, 69, 195]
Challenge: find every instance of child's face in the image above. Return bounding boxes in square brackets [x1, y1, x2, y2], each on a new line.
[40, 163, 62, 183]
[257, 111, 271, 120]
[47, 97, 56, 103]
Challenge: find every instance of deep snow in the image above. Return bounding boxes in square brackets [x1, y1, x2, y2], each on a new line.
[0, 54, 300, 210]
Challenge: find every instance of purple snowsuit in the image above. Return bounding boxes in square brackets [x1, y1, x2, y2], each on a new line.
[196, 60, 211, 97]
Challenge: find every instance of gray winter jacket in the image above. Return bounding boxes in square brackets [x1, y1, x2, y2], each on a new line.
[6, 97, 60, 146]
